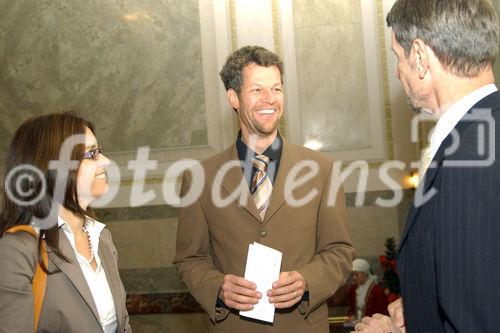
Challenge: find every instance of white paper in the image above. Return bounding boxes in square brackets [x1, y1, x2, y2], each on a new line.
[239, 242, 282, 323]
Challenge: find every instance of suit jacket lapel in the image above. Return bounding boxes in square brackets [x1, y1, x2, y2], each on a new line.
[220, 145, 262, 223]
[49, 229, 101, 324]
[98, 234, 125, 332]
[398, 108, 482, 253]
[398, 146, 444, 253]
[263, 140, 294, 224]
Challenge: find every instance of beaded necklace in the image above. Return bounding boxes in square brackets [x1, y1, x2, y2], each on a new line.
[82, 225, 95, 264]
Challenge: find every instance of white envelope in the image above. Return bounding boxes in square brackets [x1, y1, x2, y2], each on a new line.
[239, 242, 282, 323]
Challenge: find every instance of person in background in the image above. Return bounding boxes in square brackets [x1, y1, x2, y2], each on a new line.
[0, 112, 131, 333]
[347, 258, 388, 323]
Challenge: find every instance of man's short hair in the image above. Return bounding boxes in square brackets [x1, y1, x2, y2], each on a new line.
[219, 45, 284, 94]
[387, 0, 499, 77]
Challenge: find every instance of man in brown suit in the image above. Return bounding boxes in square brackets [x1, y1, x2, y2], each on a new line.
[174, 45, 354, 333]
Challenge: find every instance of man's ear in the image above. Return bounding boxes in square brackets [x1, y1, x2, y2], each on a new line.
[227, 89, 239, 111]
[412, 39, 429, 79]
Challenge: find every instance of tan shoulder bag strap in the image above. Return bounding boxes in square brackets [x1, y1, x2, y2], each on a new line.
[4, 225, 48, 333]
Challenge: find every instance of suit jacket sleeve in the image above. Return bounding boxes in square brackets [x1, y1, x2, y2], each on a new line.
[173, 170, 227, 322]
[0, 232, 37, 333]
[297, 161, 355, 316]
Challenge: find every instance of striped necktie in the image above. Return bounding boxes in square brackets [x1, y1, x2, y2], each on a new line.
[251, 155, 273, 220]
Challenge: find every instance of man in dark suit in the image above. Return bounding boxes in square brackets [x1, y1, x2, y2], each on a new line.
[354, 0, 500, 332]
[174, 46, 354, 332]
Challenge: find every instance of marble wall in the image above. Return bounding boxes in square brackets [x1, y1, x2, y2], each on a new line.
[292, 0, 371, 151]
[130, 314, 208, 333]
[0, 0, 207, 155]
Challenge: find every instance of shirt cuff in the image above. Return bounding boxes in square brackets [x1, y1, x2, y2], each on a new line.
[216, 296, 227, 308]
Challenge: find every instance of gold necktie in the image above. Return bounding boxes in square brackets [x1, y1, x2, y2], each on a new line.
[418, 144, 432, 180]
[251, 155, 273, 220]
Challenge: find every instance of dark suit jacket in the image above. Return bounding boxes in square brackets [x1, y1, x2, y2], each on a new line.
[0, 227, 131, 333]
[174, 139, 354, 333]
[398, 91, 500, 332]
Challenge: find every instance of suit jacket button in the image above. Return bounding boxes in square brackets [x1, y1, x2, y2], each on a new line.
[260, 230, 267, 237]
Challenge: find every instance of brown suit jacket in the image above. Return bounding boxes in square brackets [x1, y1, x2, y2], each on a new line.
[0, 227, 131, 333]
[174, 139, 354, 333]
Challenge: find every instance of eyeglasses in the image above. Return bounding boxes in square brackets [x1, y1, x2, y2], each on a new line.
[83, 147, 103, 161]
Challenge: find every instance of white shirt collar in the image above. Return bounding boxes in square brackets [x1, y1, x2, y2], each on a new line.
[429, 84, 497, 160]
[57, 216, 106, 268]
[57, 216, 106, 234]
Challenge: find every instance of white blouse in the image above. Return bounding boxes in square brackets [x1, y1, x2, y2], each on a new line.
[58, 216, 118, 333]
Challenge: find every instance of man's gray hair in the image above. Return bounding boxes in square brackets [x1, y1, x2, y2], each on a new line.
[387, 0, 499, 77]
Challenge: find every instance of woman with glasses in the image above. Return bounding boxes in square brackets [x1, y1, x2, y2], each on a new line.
[0, 112, 131, 332]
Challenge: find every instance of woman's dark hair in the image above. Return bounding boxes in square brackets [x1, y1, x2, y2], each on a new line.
[0, 111, 96, 271]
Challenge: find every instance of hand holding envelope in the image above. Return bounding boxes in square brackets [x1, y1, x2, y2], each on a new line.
[219, 242, 307, 323]
[268, 270, 307, 309]
[218, 275, 261, 311]
[239, 242, 283, 323]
